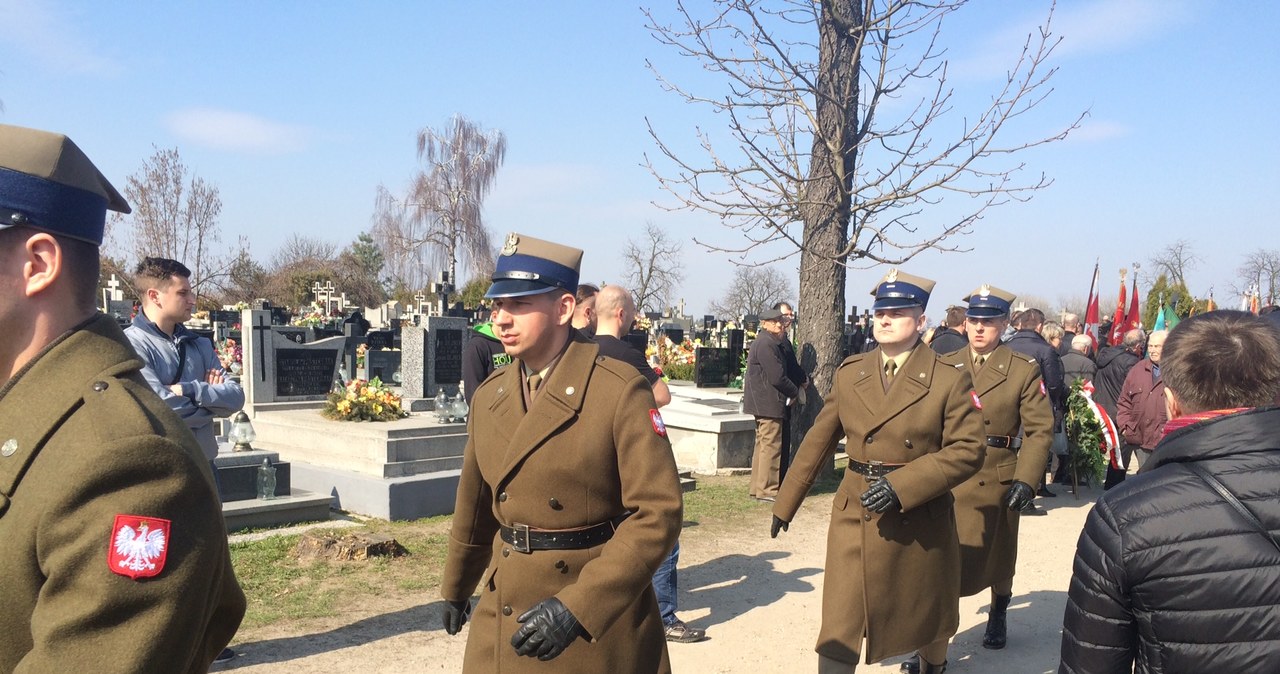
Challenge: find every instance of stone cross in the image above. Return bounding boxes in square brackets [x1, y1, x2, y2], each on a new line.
[414, 291, 429, 316]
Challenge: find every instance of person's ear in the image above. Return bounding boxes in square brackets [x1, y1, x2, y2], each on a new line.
[1164, 387, 1183, 420]
[21, 232, 61, 297]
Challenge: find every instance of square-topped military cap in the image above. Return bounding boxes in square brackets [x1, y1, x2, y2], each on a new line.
[964, 284, 1016, 318]
[0, 124, 131, 246]
[870, 268, 935, 311]
[485, 232, 583, 298]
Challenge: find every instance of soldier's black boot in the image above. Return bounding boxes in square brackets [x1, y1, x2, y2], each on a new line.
[899, 654, 919, 674]
[983, 593, 1012, 649]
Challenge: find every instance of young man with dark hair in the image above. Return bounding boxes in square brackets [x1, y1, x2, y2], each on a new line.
[929, 305, 969, 354]
[0, 123, 243, 671]
[571, 282, 600, 337]
[440, 233, 682, 672]
[1062, 311, 1280, 673]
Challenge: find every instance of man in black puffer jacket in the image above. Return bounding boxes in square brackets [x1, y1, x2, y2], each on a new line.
[1060, 310, 1280, 674]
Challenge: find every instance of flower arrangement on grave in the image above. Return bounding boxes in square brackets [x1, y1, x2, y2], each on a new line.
[729, 350, 747, 389]
[323, 377, 409, 422]
[193, 310, 210, 321]
[634, 315, 653, 332]
[231, 301, 250, 311]
[1064, 379, 1120, 485]
[292, 304, 328, 328]
[356, 343, 368, 369]
[659, 337, 698, 381]
[217, 338, 243, 374]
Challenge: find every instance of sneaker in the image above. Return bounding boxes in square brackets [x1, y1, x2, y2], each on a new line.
[664, 620, 707, 643]
[213, 647, 236, 664]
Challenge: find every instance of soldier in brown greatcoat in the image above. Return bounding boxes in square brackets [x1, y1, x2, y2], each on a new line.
[771, 270, 985, 674]
[0, 124, 244, 672]
[900, 286, 1053, 674]
[439, 233, 683, 673]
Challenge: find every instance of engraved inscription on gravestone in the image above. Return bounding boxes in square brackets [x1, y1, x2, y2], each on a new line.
[433, 328, 463, 386]
[694, 347, 733, 388]
[275, 348, 340, 397]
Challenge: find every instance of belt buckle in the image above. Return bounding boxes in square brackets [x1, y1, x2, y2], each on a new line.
[510, 523, 531, 554]
[868, 459, 884, 478]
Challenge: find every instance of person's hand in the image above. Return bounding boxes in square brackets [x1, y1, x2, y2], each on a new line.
[859, 478, 901, 514]
[168, 383, 184, 396]
[770, 515, 789, 538]
[206, 369, 225, 384]
[511, 597, 583, 661]
[442, 599, 470, 635]
[1004, 480, 1035, 512]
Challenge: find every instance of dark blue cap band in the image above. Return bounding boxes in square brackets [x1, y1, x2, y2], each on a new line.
[873, 281, 928, 310]
[490, 252, 578, 293]
[965, 294, 1011, 318]
[0, 167, 108, 244]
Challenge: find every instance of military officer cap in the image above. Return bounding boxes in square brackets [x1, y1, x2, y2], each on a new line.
[485, 232, 584, 298]
[0, 123, 131, 246]
[870, 268, 935, 311]
[964, 284, 1016, 318]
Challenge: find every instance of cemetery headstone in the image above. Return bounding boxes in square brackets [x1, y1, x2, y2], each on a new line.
[727, 328, 746, 377]
[241, 309, 345, 407]
[694, 347, 733, 388]
[623, 330, 649, 356]
[400, 316, 468, 399]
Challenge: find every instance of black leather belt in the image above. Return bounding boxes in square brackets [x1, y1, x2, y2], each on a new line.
[847, 459, 905, 479]
[499, 515, 628, 554]
[987, 435, 1023, 450]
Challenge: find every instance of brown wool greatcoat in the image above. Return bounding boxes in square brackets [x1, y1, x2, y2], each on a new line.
[774, 341, 985, 664]
[0, 315, 245, 673]
[440, 334, 683, 673]
[940, 345, 1054, 597]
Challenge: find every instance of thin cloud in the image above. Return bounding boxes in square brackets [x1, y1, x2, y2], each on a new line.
[0, 0, 123, 76]
[1068, 119, 1129, 143]
[950, 0, 1190, 80]
[165, 108, 314, 155]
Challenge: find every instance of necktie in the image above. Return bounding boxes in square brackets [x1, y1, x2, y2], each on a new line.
[974, 354, 987, 368]
[885, 360, 897, 380]
[527, 372, 542, 396]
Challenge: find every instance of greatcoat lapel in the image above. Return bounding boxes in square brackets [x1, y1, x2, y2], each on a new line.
[972, 345, 1012, 398]
[854, 342, 934, 429]
[497, 335, 596, 482]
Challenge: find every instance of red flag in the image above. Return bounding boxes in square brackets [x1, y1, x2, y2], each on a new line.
[1125, 271, 1141, 330]
[1110, 270, 1127, 344]
[1083, 263, 1101, 349]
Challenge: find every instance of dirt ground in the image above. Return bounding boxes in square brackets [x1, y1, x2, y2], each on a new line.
[218, 484, 1100, 674]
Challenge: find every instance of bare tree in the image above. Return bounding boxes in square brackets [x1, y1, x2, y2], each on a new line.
[1147, 239, 1199, 290]
[622, 222, 685, 312]
[1238, 248, 1280, 306]
[264, 234, 339, 308]
[645, 1, 1080, 431]
[114, 146, 226, 295]
[709, 266, 794, 318]
[372, 115, 505, 289]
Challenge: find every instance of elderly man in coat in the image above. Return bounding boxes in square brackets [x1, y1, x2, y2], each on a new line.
[439, 233, 682, 673]
[770, 269, 985, 674]
[1116, 329, 1167, 470]
[743, 307, 804, 501]
[900, 286, 1054, 674]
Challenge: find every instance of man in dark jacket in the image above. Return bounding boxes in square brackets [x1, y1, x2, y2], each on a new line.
[929, 305, 968, 354]
[461, 318, 511, 404]
[1004, 308, 1066, 496]
[1093, 328, 1145, 487]
[743, 308, 802, 502]
[1060, 310, 1280, 673]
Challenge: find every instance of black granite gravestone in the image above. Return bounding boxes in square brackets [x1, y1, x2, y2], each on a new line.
[694, 347, 733, 388]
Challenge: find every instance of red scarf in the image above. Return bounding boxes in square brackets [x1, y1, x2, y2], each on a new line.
[1161, 407, 1252, 437]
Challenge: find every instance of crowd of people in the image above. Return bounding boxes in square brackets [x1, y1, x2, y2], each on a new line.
[5, 122, 1280, 674]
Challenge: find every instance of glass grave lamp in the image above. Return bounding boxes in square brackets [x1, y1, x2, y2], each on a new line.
[228, 410, 257, 452]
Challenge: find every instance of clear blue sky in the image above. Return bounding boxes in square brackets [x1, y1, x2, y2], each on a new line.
[2, 0, 1276, 319]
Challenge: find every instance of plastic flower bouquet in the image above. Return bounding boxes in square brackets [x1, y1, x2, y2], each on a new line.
[322, 377, 409, 422]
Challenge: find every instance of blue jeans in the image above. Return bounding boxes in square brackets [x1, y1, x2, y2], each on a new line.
[653, 539, 680, 626]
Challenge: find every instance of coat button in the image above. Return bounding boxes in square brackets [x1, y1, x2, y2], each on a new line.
[979, 480, 986, 486]
[865, 435, 875, 444]
[985, 419, 991, 425]
[904, 439, 913, 449]
[548, 498, 562, 510]
[502, 605, 513, 616]
[555, 560, 567, 569]
[92, 381, 109, 392]
[502, 548, 511, 557]
[498, 492, 508, 502]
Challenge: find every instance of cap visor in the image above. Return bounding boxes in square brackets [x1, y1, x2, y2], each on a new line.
[484, 279, 561, 299]
[966, 307, 1008, 319]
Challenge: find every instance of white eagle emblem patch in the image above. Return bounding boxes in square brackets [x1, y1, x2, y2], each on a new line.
[108, 515, 171, 580]
[650, 409, 667, 437]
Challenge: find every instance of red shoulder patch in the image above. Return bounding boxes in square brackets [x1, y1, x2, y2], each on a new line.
[650, 409, 667, 437]
[970, 391, 983, 410]
[1039, 380, 1047, 397]
[108, 514, 170, 580]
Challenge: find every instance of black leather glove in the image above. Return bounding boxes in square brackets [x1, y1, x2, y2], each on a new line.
[442, 599, 470, 635]
[511, 597, 583, 661]
[770, 515, 790, 538]
[1004, 480, 1036, 512]
[859, 477, 901, 514]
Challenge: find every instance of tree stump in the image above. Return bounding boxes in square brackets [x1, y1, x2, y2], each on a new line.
[294, 532, 409, 561]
